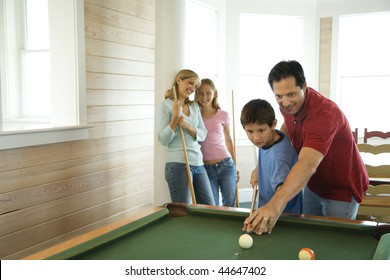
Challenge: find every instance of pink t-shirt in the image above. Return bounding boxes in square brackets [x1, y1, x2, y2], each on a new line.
[200, 109, 232, 161]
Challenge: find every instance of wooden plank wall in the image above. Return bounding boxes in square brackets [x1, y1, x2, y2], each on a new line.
[319, 17, 332, 98]
[0, 0, 155, 259]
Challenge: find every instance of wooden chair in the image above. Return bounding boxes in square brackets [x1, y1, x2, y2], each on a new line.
[352, 128, 358, 144]
[357, 144, 390, 178]
[358, 185, 390, 223]
[357, 143, 390, 222]
[364, 128, 390, 144]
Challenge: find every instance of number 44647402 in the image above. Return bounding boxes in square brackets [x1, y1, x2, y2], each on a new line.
[217, 266, 266, 276]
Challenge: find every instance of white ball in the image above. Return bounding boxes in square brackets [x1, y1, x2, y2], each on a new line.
[239, 234, 253, 249]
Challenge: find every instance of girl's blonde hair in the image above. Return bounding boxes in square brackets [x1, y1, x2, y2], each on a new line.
[164, 69, 200, 104]
[195, 78, 221, 109]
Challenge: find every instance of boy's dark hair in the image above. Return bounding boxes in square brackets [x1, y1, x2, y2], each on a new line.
[240, 99, 275, 128]
[268, 60, 306, 90]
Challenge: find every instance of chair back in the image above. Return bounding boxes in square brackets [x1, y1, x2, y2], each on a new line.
[352, 128, 358, 144]
[357, 144, 390, 179]
[364, 184, 390, 196]
[357, 143, 390, 222]
[364, 128, 390, 144]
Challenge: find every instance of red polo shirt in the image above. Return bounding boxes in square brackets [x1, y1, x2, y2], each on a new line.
[281, 87, 368, 202]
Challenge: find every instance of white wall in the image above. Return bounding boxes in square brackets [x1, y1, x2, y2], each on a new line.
[154, 0, 188, 205]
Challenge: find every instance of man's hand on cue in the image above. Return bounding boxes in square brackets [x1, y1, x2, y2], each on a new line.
[243, 201, 285, 235]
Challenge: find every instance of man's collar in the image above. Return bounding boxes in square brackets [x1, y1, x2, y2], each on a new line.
[293, 87, 311, 122]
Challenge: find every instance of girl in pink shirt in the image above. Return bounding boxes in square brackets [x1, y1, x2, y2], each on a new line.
[196, 79, 239, 206]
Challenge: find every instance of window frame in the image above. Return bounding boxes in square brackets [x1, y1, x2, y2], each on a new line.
[334, 11, 390, 134]
[0, 0, 89, 150]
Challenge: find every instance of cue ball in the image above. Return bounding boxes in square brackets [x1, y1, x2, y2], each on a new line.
[239, 234, 253, 249]
[298, 248, 315, 260]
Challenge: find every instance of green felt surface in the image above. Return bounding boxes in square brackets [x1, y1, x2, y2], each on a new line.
[47, 206, 389, 260]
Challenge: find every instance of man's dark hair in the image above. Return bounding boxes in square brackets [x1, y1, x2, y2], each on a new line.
[268, 60, 306, 90]
[240, 99, 275, 128]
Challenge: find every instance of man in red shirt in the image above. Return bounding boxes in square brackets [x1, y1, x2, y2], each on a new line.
[244, 60, 368, 235]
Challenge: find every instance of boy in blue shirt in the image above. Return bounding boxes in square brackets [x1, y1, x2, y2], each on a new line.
[240, 99, 302, 214]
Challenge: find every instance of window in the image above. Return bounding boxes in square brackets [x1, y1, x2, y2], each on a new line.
[238, 14, 304, 141]
[336, 12, 390, 133]
[185, 0, 219, 79]
[185, 0, 222, 101]
[3, 0, 50, 122]
[0, 0, 88, 149]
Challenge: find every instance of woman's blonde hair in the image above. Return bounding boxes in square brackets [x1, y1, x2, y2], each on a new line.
[195, 78, 221, 109]
[164, 69, 200, 104]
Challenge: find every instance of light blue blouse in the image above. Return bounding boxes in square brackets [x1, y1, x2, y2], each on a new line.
[157, 99, 207, 166]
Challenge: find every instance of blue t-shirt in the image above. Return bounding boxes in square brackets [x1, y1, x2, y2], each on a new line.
[258, 130, 303, 214]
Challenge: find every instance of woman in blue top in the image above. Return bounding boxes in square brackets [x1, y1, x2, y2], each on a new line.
[156, 69, 215, 205]
[240, 99, 302, 214]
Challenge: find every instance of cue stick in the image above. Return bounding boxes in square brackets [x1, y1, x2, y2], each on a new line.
[173, 86, 197, 204]
[231, 90, 240, 207]
[249, 185, 258, 215]
[247, 184, 259, 233]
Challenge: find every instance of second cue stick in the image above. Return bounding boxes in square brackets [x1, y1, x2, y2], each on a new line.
[231, 90, 240, 207]
[173, 85, 197, 204]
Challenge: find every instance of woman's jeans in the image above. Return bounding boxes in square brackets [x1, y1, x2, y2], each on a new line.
[204, 157, 237, 207]
[165, 162, 215, 205]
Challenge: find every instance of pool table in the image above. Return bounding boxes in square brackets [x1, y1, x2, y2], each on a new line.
[25, 203, 390, 260]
